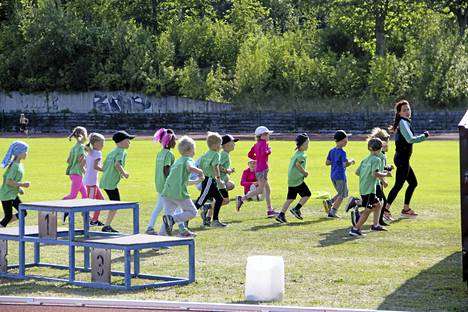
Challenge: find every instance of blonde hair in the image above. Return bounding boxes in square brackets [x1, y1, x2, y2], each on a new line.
[68, 126, 88, 142]
[178, 136, 196, 155]
[368, 127, 390, 142]
[85, 133, 105, 152]
[206, 131, 222, 147]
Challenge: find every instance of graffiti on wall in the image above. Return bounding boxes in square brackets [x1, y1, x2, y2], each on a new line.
[93, 94, 153, 113]
[22, 96, 59, 112]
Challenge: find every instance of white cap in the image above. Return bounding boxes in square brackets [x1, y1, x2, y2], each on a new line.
[255, 126, 273, 136]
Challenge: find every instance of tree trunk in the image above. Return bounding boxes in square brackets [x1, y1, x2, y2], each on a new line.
[455, 8, 468, 37]
[375, 15, 386, 57]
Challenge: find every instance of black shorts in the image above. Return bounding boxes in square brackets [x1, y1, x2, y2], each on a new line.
[104, 188, 120, 201]
[376, 184, 384, 201]
[361, 193, 379, 209]
[287, 182, 311, 200]
[219, 188, 229, 199]
[195, 177, 223, 208]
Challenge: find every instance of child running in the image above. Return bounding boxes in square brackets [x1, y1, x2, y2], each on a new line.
[201, 134, 238, 226]
[324, 130, 355, 218]
[276, 133, 311, 223]
[146, 128, 184, 235]
[0, 141, 30, 228]
[161, 136, 204, 237]
[195, 132, 226, 227]
[84, 133, 106, 226]
[236, 126, 278, 217]
[63, 126, 88, 223]
[349, 138, 389, 236]
[99, 130, 135, 233]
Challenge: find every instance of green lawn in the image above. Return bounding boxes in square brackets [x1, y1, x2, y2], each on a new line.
[0, 137, 465, 311]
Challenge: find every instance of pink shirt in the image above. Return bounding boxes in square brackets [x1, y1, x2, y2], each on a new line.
[241, 168, 257, 194]
[248, 139, 271, 172]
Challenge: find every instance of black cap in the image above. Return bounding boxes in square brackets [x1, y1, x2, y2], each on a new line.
[112, 130, 135, 143]
[295, 133, 309, 147]
[222, 134, 239, 145]
[334, 130, 350, 142]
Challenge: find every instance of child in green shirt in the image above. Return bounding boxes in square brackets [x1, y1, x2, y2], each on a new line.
[99, 130, 135, 233]
[161, 136, 204, 237]
[276, 133, 311, 223]
[0, 141, 30, 228]
[194, 132, 226, 228]
[349, 138, 389, 237]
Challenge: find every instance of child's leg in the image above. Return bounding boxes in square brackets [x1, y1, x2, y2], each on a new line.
[0, 200, 13, 227]
[242, 178, 266, 200]
[63, 174, 84, 200]
[212, 189, 224, 222]
[79, 181, 88, 199]
[173, 199, 197, 224]
[103, 189, 120, 227]
[88, 186, 101, 221]
[195, 177, 214, 209]
[160, 197, 179, 235]
[280, 199, 294, 213]
[147, 193, 164, 230]
[354, 208, 372, 229]
[11, 196, 22, 221]
[373, 201, 383, 226]
[264, 180, 272, 211]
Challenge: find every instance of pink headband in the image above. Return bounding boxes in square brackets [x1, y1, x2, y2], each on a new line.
[153, 128, 175, 148]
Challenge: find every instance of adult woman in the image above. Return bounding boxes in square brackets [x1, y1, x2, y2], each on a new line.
[384, 100, 429, 220]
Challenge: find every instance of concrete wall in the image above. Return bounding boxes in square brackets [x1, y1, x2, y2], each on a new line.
[0, 111, 464, 133]
[0, 91, 232, 114]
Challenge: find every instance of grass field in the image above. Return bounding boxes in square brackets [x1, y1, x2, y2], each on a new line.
[0, 137, 466, 311]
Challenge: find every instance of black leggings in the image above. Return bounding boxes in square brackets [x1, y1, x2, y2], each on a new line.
[387, 154, 418, 206]
[1, 197, 26, 227]
[195, 177, 223, 221]
[104, 189, 120, 201]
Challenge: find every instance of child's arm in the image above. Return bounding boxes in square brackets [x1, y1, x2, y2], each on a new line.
[295, 161, 308, 177]
[188, 164, 204, 178]
[372, 170, 388, 179]
[7, 179, 30, 188]
[325, 159, 331, 166]
[247, 146, 256, 160]
[78, 154, 86, 174]
[115, 160, 129, 179]
[219, 165, 235, 175]
[94, 158, 103, 172]
[240, 170, 249, 187]
[343, 159, 355, 167]
[213, 165, 225, 187]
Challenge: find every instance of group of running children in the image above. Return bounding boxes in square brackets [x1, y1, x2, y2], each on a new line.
[0, 100, 429, 237]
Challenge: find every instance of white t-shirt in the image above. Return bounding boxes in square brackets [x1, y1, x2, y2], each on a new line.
[83, 150, 102, 186]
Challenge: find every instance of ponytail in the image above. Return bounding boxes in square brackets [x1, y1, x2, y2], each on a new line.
[389, 100, 409, 133]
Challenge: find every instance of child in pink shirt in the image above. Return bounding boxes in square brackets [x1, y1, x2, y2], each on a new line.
[236, 126, 278, 217]
[241, 159, 258, 194]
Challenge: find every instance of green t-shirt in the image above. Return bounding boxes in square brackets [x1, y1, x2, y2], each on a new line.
[66, 143, 85, 176]
[155, 149, 175, 193]
[0, 161, 24, 201]
[356, 154, 382, 195]
[288, 151, 307, 187]
[199, 150, 220, 179]
[377, 152, 385, 172]
[161, 156, 193, 200]
[100, 147, 127, 190]
[218, 150, 231, 189]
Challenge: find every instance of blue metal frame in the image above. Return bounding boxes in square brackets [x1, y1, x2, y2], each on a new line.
[1, 200, 195, 290]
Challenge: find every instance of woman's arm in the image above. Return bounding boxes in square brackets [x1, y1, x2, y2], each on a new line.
[399, 119, 428, 144]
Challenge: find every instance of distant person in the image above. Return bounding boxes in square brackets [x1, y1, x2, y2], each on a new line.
[19, 114, 29, 136]
[384, 100, 430, 220]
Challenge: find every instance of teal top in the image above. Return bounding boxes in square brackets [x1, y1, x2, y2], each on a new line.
[356, 154, 382, 195]
[288, 151, 307, 187]
[155, 149, 175, 193]
[161, 156, 193, 200]
[100, 147, 127, 190]
[199, 150, 221, 179]
[66, 143, 85, 176]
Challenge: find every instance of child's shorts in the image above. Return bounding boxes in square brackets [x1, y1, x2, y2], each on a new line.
[375, 184, 384, 201]
[219, 188, 229, 199]
[361, 193, 379, 209]
[287, 182, 311, 200]
[255, 169, 269, 180]
[332, 179, 348, 197]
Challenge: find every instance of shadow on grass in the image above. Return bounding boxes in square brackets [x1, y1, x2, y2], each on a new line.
[111, 248, 166, 264]
[246, 218, 329, 232]
[378, 252, 468, 311]
[317, 227, 359, 247]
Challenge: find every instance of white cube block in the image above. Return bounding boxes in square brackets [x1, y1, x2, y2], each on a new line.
[245, 255, 284, 301]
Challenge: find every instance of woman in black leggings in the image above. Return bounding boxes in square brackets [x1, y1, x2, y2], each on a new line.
[384, 100, 429, 220]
